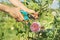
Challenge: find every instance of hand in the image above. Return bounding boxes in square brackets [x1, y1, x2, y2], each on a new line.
[9, 7, 24, 22]
[0, 4, 24, 22]
[9, 0, 39, 19]
[27, 9, 36, 13]
[31, 12, 39, 19]
[25, 9, 39, 19]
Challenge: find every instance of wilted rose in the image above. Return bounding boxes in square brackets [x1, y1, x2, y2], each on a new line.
[30, 22, 41, 32]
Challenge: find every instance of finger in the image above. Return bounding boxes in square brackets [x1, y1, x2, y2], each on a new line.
[27, 9, 36, 14]
[31, 12, 39, 19]
[14, 8, 24, 21]
[8, 7, 24, 22]
[16, 11, 24, 21]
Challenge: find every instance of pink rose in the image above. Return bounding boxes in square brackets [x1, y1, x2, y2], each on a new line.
[30, 22, 41, 32]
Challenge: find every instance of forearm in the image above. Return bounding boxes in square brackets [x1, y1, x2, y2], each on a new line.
[0, 4, 10, 12]
[9, 0, 31, 13]
[9, 0, 28, 10]
[0, 3, 17, 18]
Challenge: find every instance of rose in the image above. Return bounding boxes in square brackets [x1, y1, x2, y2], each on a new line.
[30, 22, 41, 32]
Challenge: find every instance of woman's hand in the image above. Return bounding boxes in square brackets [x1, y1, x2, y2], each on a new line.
[0, 4, 24, 22]
[9, 7, 24, 22]
[9, 0, 39, 19]
[31, 11, 39, 19]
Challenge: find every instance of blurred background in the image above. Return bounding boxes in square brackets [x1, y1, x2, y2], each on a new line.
[0, 0, 60, 40]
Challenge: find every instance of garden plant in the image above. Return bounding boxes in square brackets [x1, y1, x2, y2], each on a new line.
[0, 0, 60, 40]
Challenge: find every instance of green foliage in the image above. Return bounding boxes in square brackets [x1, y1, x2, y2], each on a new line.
[0, 0, 60, 40]
[26, 1, 40, 11]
